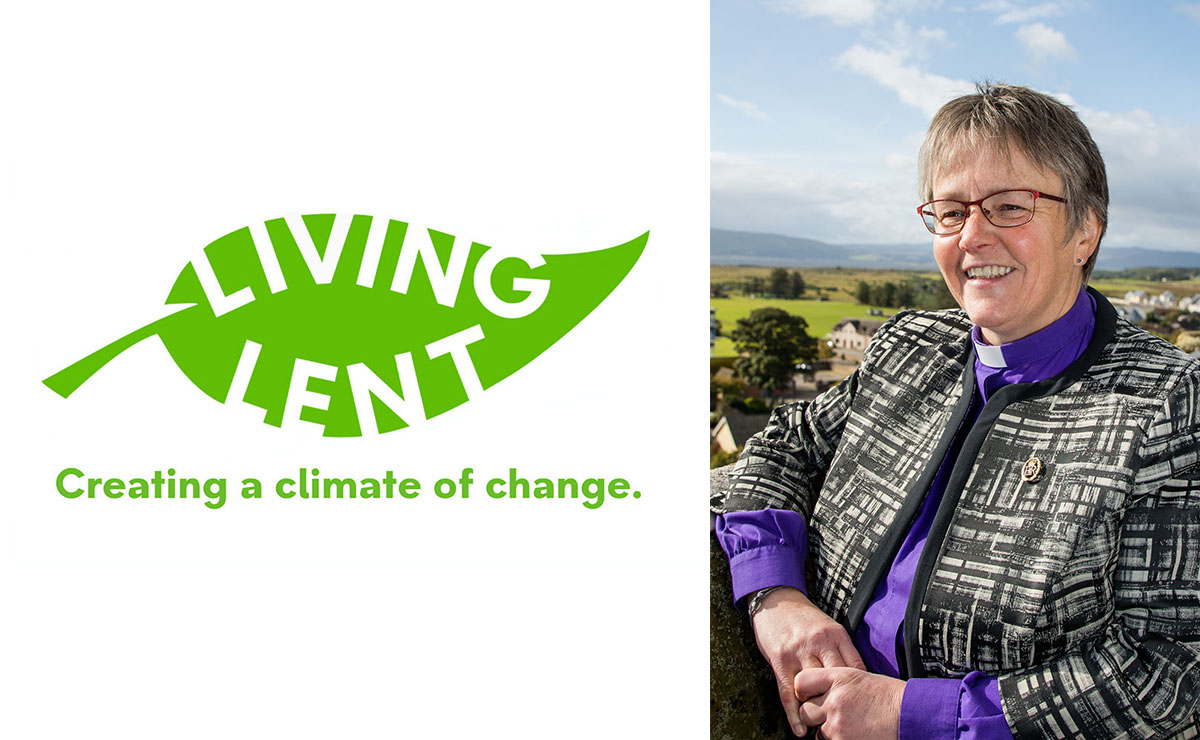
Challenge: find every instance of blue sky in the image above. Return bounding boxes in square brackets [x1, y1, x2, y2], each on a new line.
[712, 0, 1200, 250]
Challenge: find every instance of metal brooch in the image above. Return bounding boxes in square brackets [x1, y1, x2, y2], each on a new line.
[1021, 456, 1044, 483]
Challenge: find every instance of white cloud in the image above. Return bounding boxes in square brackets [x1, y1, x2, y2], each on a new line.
[1048, 89, 1078, 107]
[977, 0, 1075, 25]
[835, 44, 974, 116]
[884, 152, 916, 170]
[711, 151, 931, 244]
[1075, 106, 1200, 248]
[714, 93, 771, 120]
[766, 0, 878, 25]
[1178, 3, 1200, 24]
[917, 26, 950, 45]
[862, 19, 953, 61]
[717, 0, 1200, 250]
[1014, 23, 1077, 62]
[713, 103, 1200, 249]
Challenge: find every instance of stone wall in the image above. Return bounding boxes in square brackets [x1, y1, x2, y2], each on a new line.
[710, 465, 792, 739]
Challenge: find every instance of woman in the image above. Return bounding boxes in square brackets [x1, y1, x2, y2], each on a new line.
[713, 83, 1200, 739]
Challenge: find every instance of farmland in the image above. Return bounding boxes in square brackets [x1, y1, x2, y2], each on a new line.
[710, 267, 940, 357]
[711, 297, 890, 356]
[711, 266, 1200, 358]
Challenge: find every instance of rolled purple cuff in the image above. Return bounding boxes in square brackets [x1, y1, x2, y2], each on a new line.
[901, 678, 959, 739]
[714, 509, 809, 609]
[900, 673, 1011, 740]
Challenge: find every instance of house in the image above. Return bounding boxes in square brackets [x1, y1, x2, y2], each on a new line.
[711, 411, 770, 455]
[830, 318, 885, 351]
[1115, 305, 1147, 323]
[1151, 291, 1178, 309]
[713, 366, 737, 383]
[1124, 289, 1148, 304]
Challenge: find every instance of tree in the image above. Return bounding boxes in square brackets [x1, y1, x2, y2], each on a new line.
[930, 280, 957, 309]
[855, 280, 871, 305]
[710, 377, 746, 411]
[768, 267, 790, 298]
[731, 307, 817, 403]
[896, 283, 915, 308]
[881, 281, 897, 308]
[790, 271, 806, 299]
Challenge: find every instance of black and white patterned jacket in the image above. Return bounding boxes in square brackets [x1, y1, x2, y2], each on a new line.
[712, 289, 1200, 739]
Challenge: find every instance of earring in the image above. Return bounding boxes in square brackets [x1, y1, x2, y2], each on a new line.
[1075, 257, 1083, 264]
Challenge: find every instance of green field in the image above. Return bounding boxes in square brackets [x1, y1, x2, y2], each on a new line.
[712, 297, 893, 357]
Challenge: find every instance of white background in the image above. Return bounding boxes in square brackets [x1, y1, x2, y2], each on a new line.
[0, 2, 709, 737]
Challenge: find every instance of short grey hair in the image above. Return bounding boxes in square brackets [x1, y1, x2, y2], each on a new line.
[918, 83, 1108, 284]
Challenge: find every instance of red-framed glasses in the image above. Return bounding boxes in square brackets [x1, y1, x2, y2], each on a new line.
[917, 189, 1067, 235]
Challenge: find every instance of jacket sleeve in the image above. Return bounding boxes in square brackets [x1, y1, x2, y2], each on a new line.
[716, 366, 859, 519]
[998, 369, 1200, 739]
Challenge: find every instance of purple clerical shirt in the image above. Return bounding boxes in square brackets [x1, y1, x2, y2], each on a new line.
[716, 289, 1096, 740]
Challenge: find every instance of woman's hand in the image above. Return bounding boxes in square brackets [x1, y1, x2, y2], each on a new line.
[750, 587, 866, 736]
[793, 667, 905, 740]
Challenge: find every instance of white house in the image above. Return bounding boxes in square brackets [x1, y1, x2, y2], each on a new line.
[711, 411, 770, 455]
[1115, 305, 1147, 323]
[830, 318, 885, 351]
[1151, 291, 1178, 309]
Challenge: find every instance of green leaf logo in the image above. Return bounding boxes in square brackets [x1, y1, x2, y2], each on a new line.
[45, 214, 646, 436]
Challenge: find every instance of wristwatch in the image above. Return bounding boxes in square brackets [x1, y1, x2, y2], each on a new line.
[748, 586, 785, 617]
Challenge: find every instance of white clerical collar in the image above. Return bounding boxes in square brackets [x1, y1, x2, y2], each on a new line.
[972, 330, 1008, 368]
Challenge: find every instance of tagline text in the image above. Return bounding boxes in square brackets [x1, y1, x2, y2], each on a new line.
[54, 466, 641, 511]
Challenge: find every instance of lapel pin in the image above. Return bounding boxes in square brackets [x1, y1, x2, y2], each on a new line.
[1021, 456, 1044, 483]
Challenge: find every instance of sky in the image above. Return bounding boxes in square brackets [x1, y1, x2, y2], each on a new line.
[712, 0, 1200, 250]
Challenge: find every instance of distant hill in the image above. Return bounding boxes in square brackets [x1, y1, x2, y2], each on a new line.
[1094, 247, 1200, 269]
[710, 229, 933, 269]
[711, 228, 1200, 270]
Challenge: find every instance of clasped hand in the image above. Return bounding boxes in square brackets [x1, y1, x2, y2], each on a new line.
[751, 587, 905, 739]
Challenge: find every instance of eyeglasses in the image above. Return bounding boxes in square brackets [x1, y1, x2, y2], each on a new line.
[917, 189, 1067, 235]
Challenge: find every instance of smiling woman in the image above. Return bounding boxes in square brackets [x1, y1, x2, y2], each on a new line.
[918, 84, 1108, 346]
[712, 84, 1200, 740]
[926, 147, 1096, 345]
